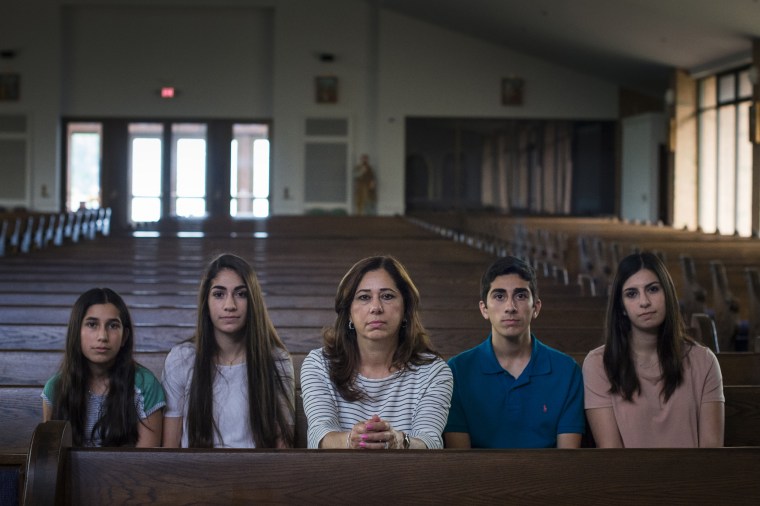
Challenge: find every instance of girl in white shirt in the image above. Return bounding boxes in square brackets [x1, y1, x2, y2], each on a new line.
[162, 253, 295, 448]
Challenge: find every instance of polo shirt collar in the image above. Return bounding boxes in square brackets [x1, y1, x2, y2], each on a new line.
[479, 334, 552, 379]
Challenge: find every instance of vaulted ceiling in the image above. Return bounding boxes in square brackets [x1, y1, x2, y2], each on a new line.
[376, 0, 760, 96]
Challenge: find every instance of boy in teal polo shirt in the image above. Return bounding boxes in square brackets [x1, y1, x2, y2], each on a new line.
[444, 256, 585, 448]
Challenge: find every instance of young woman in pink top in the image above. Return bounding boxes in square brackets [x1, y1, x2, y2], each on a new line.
[582, 252, 724, 447]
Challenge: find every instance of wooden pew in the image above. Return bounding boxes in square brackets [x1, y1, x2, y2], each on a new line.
[410, 213, 758, 316]
[565, 352, 760, 387]
[746, 267, 760, 352]
[709, 260, 743, 351]
[0, 453, 24, 506]
[21, 421, 760, 506]
[23, 421, 70, 506]
[0, 219, 7, 257]
[0, 351, 168, 386]
[0, 323, 607, 355]
[7, 217, 23, 255]
[4, 350, 760, 390]
[0, 385, 306, 455]
[1, 387, 40, 454]
[3, 381, 760, 455]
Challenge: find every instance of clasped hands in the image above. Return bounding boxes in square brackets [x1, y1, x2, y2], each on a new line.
[347, 414, 403, 450]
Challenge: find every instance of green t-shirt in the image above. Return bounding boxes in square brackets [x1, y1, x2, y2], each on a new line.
[42, 364, 166, 446]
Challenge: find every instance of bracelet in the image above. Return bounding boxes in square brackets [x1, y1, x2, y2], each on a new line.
[346, 430, 352, 449]
[402, 431, 411, 449]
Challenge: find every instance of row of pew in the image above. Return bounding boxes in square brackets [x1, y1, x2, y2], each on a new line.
[409, 211, 760, 352]
[0, 208, 111, 257]
[2, 214, 760, 504]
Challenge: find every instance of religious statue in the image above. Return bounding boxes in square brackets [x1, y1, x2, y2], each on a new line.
[353, 154, 377, 215]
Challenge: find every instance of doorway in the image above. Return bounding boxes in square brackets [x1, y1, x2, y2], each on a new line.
[65, 119, 271, 228]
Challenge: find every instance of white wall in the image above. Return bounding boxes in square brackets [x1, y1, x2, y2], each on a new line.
[376, 10, 619, 214]
[621, 112, 666, 222]
[0, 0, 619, 216]
[271, 0, 374, 214]
[0, 2, 61, 211]
[62, 5, 274, 118]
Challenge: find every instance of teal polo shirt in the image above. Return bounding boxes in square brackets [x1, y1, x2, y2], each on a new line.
[445, 334, 585, 448]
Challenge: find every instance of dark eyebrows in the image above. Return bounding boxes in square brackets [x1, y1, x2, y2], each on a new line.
[490, 287, 530, 297]
[211, 284, 247, 291]
[84, 316, 121, 324]
[355, 287, 398, 294]
[624, 281, 661, 292]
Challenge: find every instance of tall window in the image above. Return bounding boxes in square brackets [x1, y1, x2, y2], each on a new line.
[66, 119, 260, 224]
[231, 123, 270, 218]
[66, 122, 102, 211]
[129, 123, 163, 222]
[697, 67, 753, 236]
[128, 122, 208, 223]
[172, 123, 207, 218]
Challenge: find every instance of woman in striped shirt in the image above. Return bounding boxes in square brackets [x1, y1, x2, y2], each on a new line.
[301, 255, 453, 449]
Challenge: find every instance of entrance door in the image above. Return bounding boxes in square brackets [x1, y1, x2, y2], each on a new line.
[65, 119, 270, 229]
[128, 122, 207, 223]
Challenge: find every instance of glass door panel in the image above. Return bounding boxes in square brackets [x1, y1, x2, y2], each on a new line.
[172, 123, 207, 217]
[231, 123, 270, 218]
[66, 122, 102, 211]
[129, 123, 163, 223]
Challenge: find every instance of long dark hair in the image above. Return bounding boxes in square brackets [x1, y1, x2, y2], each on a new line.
[52, 288, 138, 446]
[186, 253, 294, 448]
[322, 255, 439, 402]
[603, 252, 693, 402]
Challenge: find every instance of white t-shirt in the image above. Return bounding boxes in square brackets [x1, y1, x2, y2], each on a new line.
[162, 341, 294, 448]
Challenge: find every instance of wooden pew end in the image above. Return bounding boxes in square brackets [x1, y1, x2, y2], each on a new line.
[23, 421, 71, 506]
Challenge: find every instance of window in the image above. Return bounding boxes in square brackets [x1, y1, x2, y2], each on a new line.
[231, 123, 270, 218]
[66, 122, 102, 211]
[303, 118, 350, 213]
[129, 123, 163, 223]
[172, 123, 207, 218]
[697, 67, 753, 236]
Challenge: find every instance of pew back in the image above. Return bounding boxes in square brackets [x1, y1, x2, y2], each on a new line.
[67, 449, 760, 505]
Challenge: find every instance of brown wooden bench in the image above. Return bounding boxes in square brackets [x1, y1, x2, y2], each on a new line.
[565, 351, 760, 387]
[0, 305, 606, 327]
[0, 351, 168, 386]
[0, 452, 25, 506]
[411, 213, 759, 312]
[1, 387, 41, 455]
[20, 421, 760, 506]
[746, 267, 760, 352]
[0, 323, 606, 355]
[0, 385, 307, 456]
[4, 383, 760, 456]
[3, 349, 759, 390]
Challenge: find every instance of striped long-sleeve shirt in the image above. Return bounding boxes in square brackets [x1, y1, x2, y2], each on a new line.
[300, 348, 453, 449]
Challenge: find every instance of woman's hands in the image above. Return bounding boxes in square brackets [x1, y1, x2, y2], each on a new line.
[347, 414, 404, 450]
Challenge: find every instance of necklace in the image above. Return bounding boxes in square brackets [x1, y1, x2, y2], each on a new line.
[88, 378, 109, 396]
[218, 350, 245, 366]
